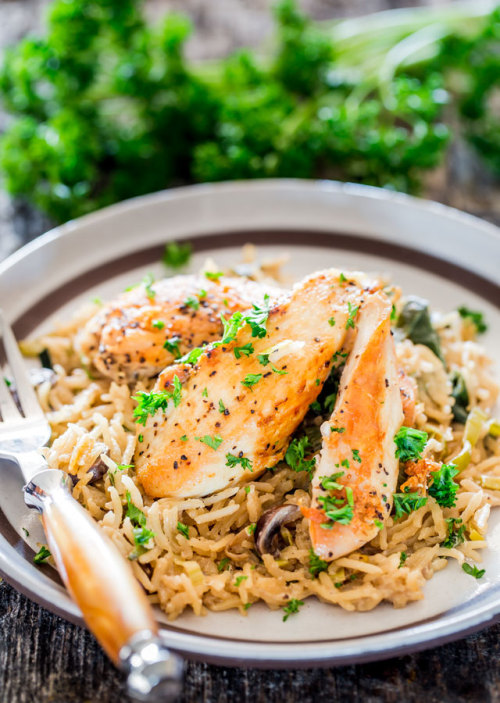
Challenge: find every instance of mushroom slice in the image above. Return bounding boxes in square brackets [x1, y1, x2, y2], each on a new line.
[254, 504, 301, 556]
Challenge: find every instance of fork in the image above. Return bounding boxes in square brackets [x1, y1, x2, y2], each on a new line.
[0, 309, 183, 702]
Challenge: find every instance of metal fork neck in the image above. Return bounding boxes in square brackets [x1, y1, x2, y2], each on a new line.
[24, 467, 69, 513]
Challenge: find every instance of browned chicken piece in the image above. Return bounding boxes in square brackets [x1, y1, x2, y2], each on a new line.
[304, 293, 404, 561]
[135, 270, 370, 498]
[76, 275, 282, 383]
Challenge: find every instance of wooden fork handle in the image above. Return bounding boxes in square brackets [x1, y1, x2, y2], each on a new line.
[24, 469, 183, 702]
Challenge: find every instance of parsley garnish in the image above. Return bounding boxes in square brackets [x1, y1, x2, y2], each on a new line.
[285, 436, 316, 476]
[341, 458, 350, 469]
[398, 551, 408, 568]
[330, 426, 345, 433]
[442, 518, 466, 549]
[217, 557, 230, 572]
[339, 273, 347, 283]
[374, 519, 384, 529]
[394, 426, 428, 462]
[163, 241, 192, 269]
[458, 306, 487, 334]
[257, 353, 288, 375]
[126, 491, 146, 526]
[179, 347, 204, 365]
[308, 549, 328, 577]
[177, 521, 189, 538]
[132, 376, 182, 424]
[282, 598, 304, 621]
[234, 343, 254, 359]
[205, 271, 224, 281]
[218, 399, 227, 413]
[226, 453, 253, 471]
[462, 563, 485, 579]
[245, 295, 270, 338]
[152, 319, 165, 329]
[242, 373, 262, 389]
[202, 387, 208, 398]
[138, 433, 143, 442]
[142, 273, 156, 299]
[328, 317, 335, 327]
[320, 472, 344, 491]
[33, 546, 51, 564]
[352, 449, 361, 463]
[221, 311, 245, 343]
[318, 493, 354, 527]
[184, 295, 200, 310]
[345, 301, 359, 330]
[428, 463, 459, 507]
[180, 434, 188, 441]
[247, 523, 256, 535]
[243, 602, 252, 610]
[393, 492, 427, 518]
[195, 434, 223, 450]
[235, 575, 248, 587]
[163, 336, 181, 359]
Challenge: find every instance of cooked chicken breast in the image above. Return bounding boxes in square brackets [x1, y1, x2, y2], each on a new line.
[304, 293, 404, 561]
[76, 275, 281, 383]
[135, 270, 368, 498]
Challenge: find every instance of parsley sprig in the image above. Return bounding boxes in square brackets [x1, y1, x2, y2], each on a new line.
[282, 598, 304, 622]
[226, 453, 253, 471]
[285, 436, 316, 476]
[428, 463, 459, 507]
[393, 491, 427, 518]
[132, 375, 182, 425]
[394, 426, 428, 463]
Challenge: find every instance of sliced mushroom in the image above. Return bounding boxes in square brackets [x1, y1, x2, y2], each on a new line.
[69, 457, 109, 487]
[254, 503, 301, 556]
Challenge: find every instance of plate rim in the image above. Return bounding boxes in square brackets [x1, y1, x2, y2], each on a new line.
[0, 178, 499, 667]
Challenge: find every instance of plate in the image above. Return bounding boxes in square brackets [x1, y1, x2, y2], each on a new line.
[0, 179, 499, 668]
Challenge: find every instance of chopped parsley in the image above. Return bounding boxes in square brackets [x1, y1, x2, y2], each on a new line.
[244, 485, 251, 494]
[282, 598, 304, 622]
[393, 492, 427, 519]
[163, 241, 192, 269]
[462, 563, 485, 579]
[180, 434, 188, 441]
[33, 546, 51, 564]
[242, 373, 262, 389]
[257, 353, 288, 375]
[142, 273, 156, 299]
[152, 319, 165, 329]
[398, 551, 408, 568]
[202, 387, 208, 398]
[394, 426, 428, 463]
[220, 311, 245, 343]
[341, 458, 350, 469]
[184, 295, 200, 310]
[126, 491, 146, 527]
[285, 436, 316, 476]
[116, 463, 134, 471]
[218, 399, 227, 414]
[22, 527, 29, 537]
[318, 491, 354, 527]
[195, 434, 223, 451]
[352, 449, 361, 463]
[234, 575, 248, 587]
[345, 301, 359, 330]
[234, 343, 254, 359]
[163, 336, 181, 358]
[458, 306, 487, 334]
[205, 271, 224, 281]
[138, 433, 143, 442]
[330, 426, 345, 433]
[226, 453, 253, 471]
[308, 549, 328, 577]
[442, 518, 466, 549]
[328, 317, 335, 327]
[374, 519, 384, 529]
[245, 295, 271, 338]
[131, 526, 155, 558]
[132, 376, 182, 424]
[217, 557, 230, 572]
[247, 523, 256, 535]
[315, 379, 320, 386]
[243, 602, 252, 610]
[179, 347, 204, 365]
[339, 273, 347, 283]
[320, 472, 344, 491]
[177, 521, 189, 538]
[428, 463, 459, 507]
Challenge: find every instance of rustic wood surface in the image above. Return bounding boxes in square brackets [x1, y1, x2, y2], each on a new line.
[0, 1, 499, 701]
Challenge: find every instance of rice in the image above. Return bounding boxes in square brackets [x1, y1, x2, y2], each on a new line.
[29, 258, 499, 621]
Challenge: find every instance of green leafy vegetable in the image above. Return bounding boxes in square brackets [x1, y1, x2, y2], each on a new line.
[33, 546, 51, 564]
[394, 426, 428, 463]
[241, 373, 262, 389]
[234, 343, 254, 359]
[442, 518, 466, 549]
[308, 549, 328, 577]
[462, 563, 485, 579]
[451, 371, 469, 424]
[177, 521, 189, 538]
[428, 463, 459, 508]
[393, 492, 427, 519]
[282, 598, 304, 622]
[163, 242, 192, 269]
[195, 434, 223, 450]
[126, 491, 146, 526]
[458, 306, 488, 334]
[226, 453, 253, 471]
[285, 436, 316, 476]
[397, 297, 443, 362]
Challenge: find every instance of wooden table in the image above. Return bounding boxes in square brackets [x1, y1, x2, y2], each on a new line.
[0, 1, 498, 701]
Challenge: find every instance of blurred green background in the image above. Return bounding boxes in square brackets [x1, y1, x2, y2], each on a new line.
[0, 0, 498, 248]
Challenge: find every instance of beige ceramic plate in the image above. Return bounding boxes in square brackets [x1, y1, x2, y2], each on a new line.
[0, 180, 499, 667]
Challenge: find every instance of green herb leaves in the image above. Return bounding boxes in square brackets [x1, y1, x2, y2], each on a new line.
[428, 463, 459, 507]
[462, 563, 485, 579]
[126, 491, 155, 560]
[345, 301, 359, 330]
[234, 343, 254, 359]
[33, 545, 51, 564]
[132, 375, 182, 425]
[177, 521, 190, 538]
[285, 436, 316, 476]
[226, 453, 253, 471]
[163, 242, 192, 269]
[241, 373, 262, 389]
[195, 434, 223, 451]
[394, 426, 428, 463]
[308, 549, 328, 577]
[458, 306, 487, 334]
[163, 336, 181, 358]
[282, 598, 304, 622]
[393, 492, 427, 518]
